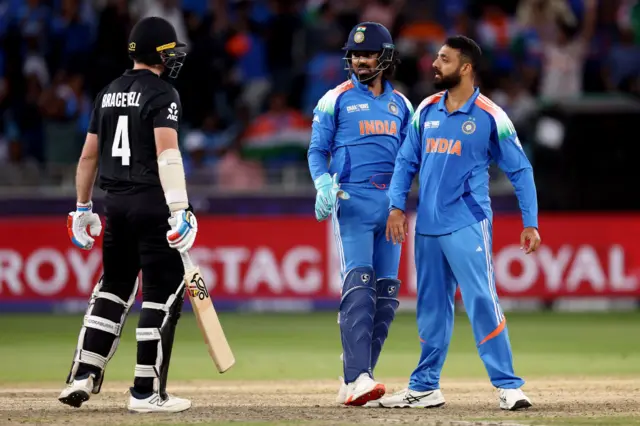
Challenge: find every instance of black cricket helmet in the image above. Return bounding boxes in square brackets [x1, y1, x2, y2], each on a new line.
[343, 22, 397, 83]
[128, 16, 187, 78]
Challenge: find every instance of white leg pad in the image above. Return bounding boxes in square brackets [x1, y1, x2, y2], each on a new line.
[66, 277, 139, 394]
[135, 282, 185, 393]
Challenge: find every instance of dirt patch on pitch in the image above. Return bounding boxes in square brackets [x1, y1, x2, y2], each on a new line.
[1, 378, 639, 425]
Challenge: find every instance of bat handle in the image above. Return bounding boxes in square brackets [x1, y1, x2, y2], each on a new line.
[180, 251, 194, 270]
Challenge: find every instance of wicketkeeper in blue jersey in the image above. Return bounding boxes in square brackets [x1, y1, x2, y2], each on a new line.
[307, 22, 414, 406]
[380, 36, 541, 411]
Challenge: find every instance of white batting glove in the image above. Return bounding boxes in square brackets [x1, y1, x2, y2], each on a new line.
[166, 209, 198, 253]
[67, 202, 102, 250]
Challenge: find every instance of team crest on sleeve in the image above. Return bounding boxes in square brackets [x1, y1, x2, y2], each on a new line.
[388, 101, 399, 115]
[167, 102, 178, 121]
[462, 120, 476, 135]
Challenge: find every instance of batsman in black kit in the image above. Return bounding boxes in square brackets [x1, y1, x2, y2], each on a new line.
[59, 17, 198, 413]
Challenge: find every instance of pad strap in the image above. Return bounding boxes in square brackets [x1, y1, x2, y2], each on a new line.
[135, 364, 158, 378]
[77, 350, 107, 369]
[84, 315, 120, 335]
[136, 328, 162, 341]
[96, 291, 128, 306]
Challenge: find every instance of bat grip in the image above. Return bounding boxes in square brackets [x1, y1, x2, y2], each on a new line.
[180, 252, 194, 270]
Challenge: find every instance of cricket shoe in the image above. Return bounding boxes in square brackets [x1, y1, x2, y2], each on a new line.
[127, 388, 192, 413]
[499, 388, 532, 411]
[376, 388, 445, 408]
[58, 373, 95, 408]
[337, 376, 348, 404]
[344, 373, 386, 406]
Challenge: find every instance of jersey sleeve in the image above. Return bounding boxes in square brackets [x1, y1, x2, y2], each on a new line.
[148, 88, 182, 131]
[307, 90, 338, 181]
[395, 91, 414, 144]
[389, 107, 423, 212]
[488, 112, 539, 229]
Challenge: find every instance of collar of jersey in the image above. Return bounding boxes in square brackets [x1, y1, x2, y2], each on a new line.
[350, 74, 393, 98]
[124, 69, 156, 77]
[437, 87, 481, 115]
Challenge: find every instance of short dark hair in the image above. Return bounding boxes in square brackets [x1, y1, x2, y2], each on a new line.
[444, 35, 482, 71]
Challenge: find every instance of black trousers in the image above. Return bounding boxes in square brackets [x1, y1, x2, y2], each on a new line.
[101, 187, 184, 304]
[75, 186, 185, 395]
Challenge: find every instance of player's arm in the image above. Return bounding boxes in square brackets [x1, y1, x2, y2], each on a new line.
[150, 88, 196, 253]
[68, 103, 102, 250]
[386, 109, 423, 244]
[308, 92, 347, 221]
[489, 113, 541, 253]
[76, 132, 99, 204]
[307, 94, 337, 180]
[398, 96, 415, 144]
[389, 109, 422, 213]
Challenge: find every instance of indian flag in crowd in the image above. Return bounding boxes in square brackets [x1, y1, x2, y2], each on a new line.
[241, 110, 312, 164]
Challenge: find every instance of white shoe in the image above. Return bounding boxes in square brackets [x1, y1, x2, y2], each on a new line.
[58, 373, 95, 408]
[499, 388, 532, 411]
[377, 388, 445, 408]
[344, 373, 386, 406]
[336, 376, 348, 404]
[127, 390, 192, 413]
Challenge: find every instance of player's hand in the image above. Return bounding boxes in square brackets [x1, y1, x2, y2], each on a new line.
[167, 209, 198, 253]
[314, 173, 350, 222]
[386, 208, 408, 245]
[67, 202, 102, 250]
[520, 227, 541, 254]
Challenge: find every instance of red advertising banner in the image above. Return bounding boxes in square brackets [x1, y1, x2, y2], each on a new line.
[0, 214, 638, 304]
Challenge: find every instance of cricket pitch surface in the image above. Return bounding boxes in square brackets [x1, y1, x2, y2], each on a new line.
[1, 377, 638, 425]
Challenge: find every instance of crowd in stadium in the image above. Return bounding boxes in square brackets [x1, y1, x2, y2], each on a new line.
[0, 0, 639, 189]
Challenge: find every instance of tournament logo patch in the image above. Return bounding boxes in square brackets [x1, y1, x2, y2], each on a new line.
[354, 32, 365, 43]
[388, 102, 399, 115]
[462, 120, 476, 135]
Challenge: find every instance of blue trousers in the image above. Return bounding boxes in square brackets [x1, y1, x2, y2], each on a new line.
[331, 182, 402, 383]
[332, 184, 401, 279]
[410, 219, 524, 391]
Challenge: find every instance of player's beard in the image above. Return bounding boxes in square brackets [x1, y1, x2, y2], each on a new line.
[353, 64, 380, 84]
[433, 68, 462, 90]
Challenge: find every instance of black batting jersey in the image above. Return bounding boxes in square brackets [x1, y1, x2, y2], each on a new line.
[88, 69, 181, 193]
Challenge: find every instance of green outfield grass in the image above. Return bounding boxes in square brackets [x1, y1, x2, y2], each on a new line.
[0, 311, 639, 383]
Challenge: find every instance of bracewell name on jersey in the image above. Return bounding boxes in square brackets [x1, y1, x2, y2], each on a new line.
[100, 91, 142, 108]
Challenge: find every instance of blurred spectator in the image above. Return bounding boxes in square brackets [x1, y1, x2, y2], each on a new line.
[226, 0, 271, 117]
[301, 23, 345, 116]
[536, 0, 597, 100]
[136, 0, 190, 50]
[183, 110, 235, 181]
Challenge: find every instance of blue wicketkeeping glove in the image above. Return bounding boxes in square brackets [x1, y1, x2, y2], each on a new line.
[314, 173, 350, 222]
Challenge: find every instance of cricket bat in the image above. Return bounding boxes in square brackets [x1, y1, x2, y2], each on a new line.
[181, 251, 235, 373]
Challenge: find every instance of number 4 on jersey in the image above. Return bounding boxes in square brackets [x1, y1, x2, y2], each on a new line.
[112, 115, 131, 166]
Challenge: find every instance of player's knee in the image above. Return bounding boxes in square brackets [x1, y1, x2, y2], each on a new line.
[341, 266, 376, 301]
[466, 292, 499, 316]
[376, 278, 400, 303]
[99, 277, 141, 302]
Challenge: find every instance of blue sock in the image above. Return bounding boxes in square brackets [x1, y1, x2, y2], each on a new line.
[339, 267, 376, 383]
[371, 278, 400, 373]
